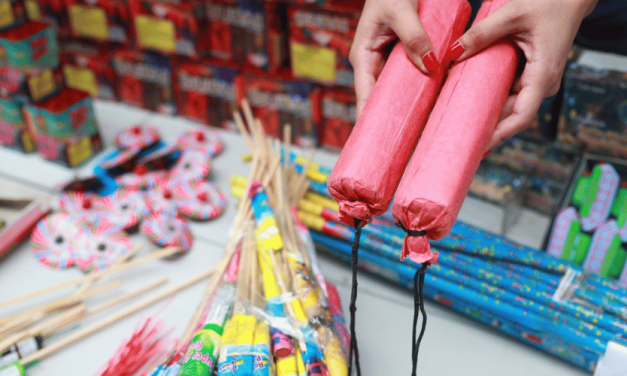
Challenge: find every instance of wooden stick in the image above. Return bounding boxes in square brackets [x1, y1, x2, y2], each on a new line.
[0, 304, 86, 352]
[74, 244, 141, 297]
[0, 247, 179, 310]
[283, 124, 291, 170]
[0, 279, 123, 332]
[41, 277, 170, 338]
[292, 148, 315, 205]
[233, 110, 255, 153]
[20, 268, 213, 366]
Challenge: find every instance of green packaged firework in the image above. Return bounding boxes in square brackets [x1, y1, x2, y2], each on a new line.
[178, 283, 236, 376]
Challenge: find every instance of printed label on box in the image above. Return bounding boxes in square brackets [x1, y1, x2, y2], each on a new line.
[135, 15, 175, 53]
[63, 66, 97, 97]
[25, 0, 40, 20]
[0, 0, 15, 29]
[67, 136, 93, 166]
[69, 5, 108, 39]
[291, 42, 336, 83]
[27, 69, 55, 102]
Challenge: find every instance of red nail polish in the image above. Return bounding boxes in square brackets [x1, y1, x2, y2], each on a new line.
[422, 51, 440, 72]
[482, 149, 492, 159]
[447, 41, 465, 61]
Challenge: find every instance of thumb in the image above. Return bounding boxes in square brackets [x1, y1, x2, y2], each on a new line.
[447, 2, 521, 61]
[387, 2, 439, 73]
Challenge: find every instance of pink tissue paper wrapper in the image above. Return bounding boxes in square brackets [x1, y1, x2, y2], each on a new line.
[327, 0, 471, 226]
[392, 0, 518, 265]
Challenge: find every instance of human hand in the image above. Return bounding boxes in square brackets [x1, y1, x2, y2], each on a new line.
[446, 0, 598, 150]
[349, 0, 440, 118]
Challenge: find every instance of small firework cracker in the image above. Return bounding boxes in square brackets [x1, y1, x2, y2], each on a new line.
[57, 191, 96, 212]
[170, 180, 227, 221]
[168, 150, 211, 182]
[30, 213, 84, 269]
[140, 213, 193, 253]
[115, 166, 167, 191]
[114, 125, 160, 151]
[136, 143, 180, 171]
[73, 222, 132, 272]
[175, 129, 224, 158]
[99, 149, 139, 176]
[91, 188, 149, 230]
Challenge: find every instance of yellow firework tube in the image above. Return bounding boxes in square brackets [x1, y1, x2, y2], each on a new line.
[295, 347, 307, 376]
[276, 354, 298, 376]
[324, 334, 348, 376]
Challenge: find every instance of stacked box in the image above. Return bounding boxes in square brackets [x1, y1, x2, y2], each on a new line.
[60, 42, 116, 100]
[0, 0, 28, 32]
[0, 19, 58, 68]
[176, 59, 239, 130]
[0, 95, 34, 151]
[111, 49, 175, 114]
[64, 0, 130, 44]
[320, 88, 354, 151]
[288, 5, 358, 87]
[558, 49, 627, 159]
[33, 0, 68, 38]
[241, 72, 320, 147]
[24, 86, 103, 166]
[206, 0, 287, 71]
[129, 0, 204, 58]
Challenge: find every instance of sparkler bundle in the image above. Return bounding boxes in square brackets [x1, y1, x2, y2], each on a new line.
[90, 101, 349, 376]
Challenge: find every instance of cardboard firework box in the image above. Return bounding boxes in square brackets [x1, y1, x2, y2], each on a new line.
[111, 49, 176, 115]
[558, 49, 627, 159]
[60, 42, 117, 100]
[23, 68, 103, 167]
[205, 0, 287, 71]
[0, 66, 38, 152]
[320, 88, 355, 151]
[176, 59, 240, 130]
[64, 0, 130, 44]
[288, 5, 358, 88]
[0, 19, 58, 68]
[240, 72, 321, 147]
[0, 0, 28, 32]
[129, 0, 204, 58]
[33, 0, 69, 39]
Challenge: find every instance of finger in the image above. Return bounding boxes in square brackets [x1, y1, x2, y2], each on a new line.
[387, 2, 439, 73]
[352, 50, 385, 119]
[498, 94, 517, 123]
[487, 83, 546, 150]
[447, 1, 522, 61]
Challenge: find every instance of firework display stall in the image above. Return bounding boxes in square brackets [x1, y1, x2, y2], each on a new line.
[1, 0, 627, 375]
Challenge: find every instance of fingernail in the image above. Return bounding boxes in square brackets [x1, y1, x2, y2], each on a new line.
[422, 51, 440, 72]
[482, 149, 492, 159]
[447, 41, 465, 61]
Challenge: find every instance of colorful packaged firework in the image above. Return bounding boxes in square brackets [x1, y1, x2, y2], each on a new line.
[34, 0, 68, 38]
[176, 60, 239, 130]
[0, 19, 58, 68]
[320, 89, 355, 151]
[240, 73, 321, 147]
[24, 86, 103, 166]
[64, 0, 130, 44]
[129, 0, 204, 58]
[288, 5, 358, 87]
[112, 49, 176, 115]
[60, 42, 117, 100]
[0, 0, 28, 32]
[0, 96, 35, 151]
[206, 0, 287, 71]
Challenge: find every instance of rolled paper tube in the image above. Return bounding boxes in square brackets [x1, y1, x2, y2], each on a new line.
[580, 164, 619, 232]
[285, 255, 324, 324]
[547, 207, 580, 259]
[178, 284, 235, 376]
[324, 335, 348, 376]
[276, 354, 298, 376]
[392, 0, 519, 264]
[217, 318, 239, 376]
[295, 347, 307, 376]
[327, 0, 471, 225]
[252, 322, 274, 376]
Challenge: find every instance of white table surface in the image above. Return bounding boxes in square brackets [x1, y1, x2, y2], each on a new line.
[0, 100, 589, 375]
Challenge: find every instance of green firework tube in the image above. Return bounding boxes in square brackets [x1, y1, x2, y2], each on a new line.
[0, 363, 25, 376]
[178, 283, 236, 376]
